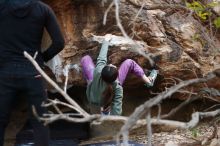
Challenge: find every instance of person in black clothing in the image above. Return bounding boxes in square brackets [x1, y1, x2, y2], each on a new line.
[0, 0, 65, 145]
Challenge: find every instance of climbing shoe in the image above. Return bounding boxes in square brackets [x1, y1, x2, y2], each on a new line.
[145, 69, 158, 87]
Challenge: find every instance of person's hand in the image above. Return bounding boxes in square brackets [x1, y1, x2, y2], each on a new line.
[100, 106, 111, 116]
[104, 34, 112, 42]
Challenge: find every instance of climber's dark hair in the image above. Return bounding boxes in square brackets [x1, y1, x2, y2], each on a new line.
[101, 65, 118, 83]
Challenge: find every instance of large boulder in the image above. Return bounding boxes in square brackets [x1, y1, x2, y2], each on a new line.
[42, 0, 220, 100]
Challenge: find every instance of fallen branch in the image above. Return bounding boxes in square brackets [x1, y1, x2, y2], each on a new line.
[147, 111, 152, 146]
[114, 0, 129, 39]
[103, 0, 155, 66]
[24, 51, 89, 118]
[32, 106, 99, 125]
[201, 88, 220, 97]
[43, 99, 80, 112]
[91, 110, 220, 131]
[161, 96, 199, 119]
[103, 1, 114, 25]
[117, 72, 217, 145]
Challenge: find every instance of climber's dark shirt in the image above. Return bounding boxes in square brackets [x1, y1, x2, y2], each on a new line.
[0, 0, 64, 76]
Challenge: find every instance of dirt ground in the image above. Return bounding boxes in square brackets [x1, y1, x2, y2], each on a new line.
[5, 121, 220, 146]
[4, 112, 220, 146]
[80, 121, 220, 146]
[3, 94, 220, 146]
[131, 122, 220, 146]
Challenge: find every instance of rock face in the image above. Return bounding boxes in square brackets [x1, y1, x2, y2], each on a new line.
[42, 0, 220, 100]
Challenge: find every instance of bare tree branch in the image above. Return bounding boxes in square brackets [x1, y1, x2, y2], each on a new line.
[114, 0, 129, 38]
[43, 99, 80, 112]
[24, 51, 90, 117]
[103, 0, 155, 66]
[161, 96, 199, 119]
[87, 110, 220, 134]
[117, 72, 217, 145]
[32, 106, 99, 125]
[146, 111, 152, 146]
[103, 1, 114, 25]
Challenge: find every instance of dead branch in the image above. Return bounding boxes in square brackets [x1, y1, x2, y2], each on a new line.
[49, 100, 63, 114]
[137, 110, 220, 130]
[103, 1, 114, 25]
[204, 104, 220, 112]
[103, 0, 155, 66]
[91, 110, 220, 130]
[157, 104, 161, 120]
[201, 88, 220, 97]
[161, 96, 199, 119]
[64, 72, 69, 93]
[24, 51, 89, 117]
[114, 0, 129, 38]
[32, 106, 99, 125]
[43, 99, 80, 112]
[130, 2, 145, 39]
[199, 87, 220, 103]
[117, 72, 217, 145]
[147, 111, 152, 146]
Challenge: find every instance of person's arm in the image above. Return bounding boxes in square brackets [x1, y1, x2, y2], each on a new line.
[42, 5, 65, 62]
[96, 40, 109, 68]
[96, 34, 112, 70]
[111, 82, 123, 115]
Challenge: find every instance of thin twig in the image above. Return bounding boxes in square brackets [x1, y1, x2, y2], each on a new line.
[24, 51, 89, 117]
[157, 104, 161, 120]
[161, 96, 199, 119]
[117, 72, 216, 145]
[114, 0, 129, 38]
[147, 111, 152, 146]
[43, 99, 80, 112]
[103, 1, 114, 25]
[32, 106, 98, 125]
[64, 73, 69, 93]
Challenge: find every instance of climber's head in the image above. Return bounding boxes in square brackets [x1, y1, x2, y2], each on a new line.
[101, 64, 118, 83]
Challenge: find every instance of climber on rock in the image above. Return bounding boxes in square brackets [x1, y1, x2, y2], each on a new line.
[81, 34, 158, 116]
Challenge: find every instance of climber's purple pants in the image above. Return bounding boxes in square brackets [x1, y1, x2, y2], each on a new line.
[81, 55, 145, 85]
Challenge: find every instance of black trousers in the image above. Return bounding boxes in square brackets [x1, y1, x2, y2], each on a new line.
[0, 76, 49, 146]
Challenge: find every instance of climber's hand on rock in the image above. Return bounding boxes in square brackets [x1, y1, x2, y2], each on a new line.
[104, 34, 112, 42]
